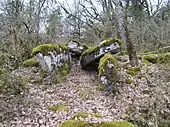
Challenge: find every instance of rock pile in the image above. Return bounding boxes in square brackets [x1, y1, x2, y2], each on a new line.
[23, 37, 122, 86]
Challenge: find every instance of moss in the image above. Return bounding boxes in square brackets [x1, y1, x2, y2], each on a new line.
[32, 44, 58, 56]
[100, 121, 135, 127]
[39, 69, 46, 78]
[143, 52, 170, 64]
[0, 68, 7, 75]
[81, 46, 99, 57]
[158, 52, 170, 63]
[32, 44, 68, 56]
[48, 104, 69, 112]
[98, 53, 118, 77]
[59, 62, 71, 77]
[126, 78, 133, 84]
[60, 120, 135, 127]
[94, 113, 102, 118]
[60, 120, 95, 127]
[126, 66, 141, 76]
[55, 62, 71, 84]
[23, 57, 39, 67]
[72, 112, 91, 119]
[56, 75, 62, 83]
[159, 120, 170, 127]
[100, 37, 123, 47]
[143, 54, 158, 63]
[96, 84, 105, 91]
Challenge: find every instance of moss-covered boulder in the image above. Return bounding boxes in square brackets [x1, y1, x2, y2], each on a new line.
[31, 43, 71, 84]
[60, 120, 135, 127]
[23, 57, 39, 67]
[67, 40, 88, 57]
[98, 53, 119, 87]
[80, 37, 121, 67]
[143, 52, 170, 65]
[32, 44, 67, 56]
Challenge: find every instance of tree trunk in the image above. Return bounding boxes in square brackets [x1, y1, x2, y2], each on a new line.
[115, 0, 138, 66]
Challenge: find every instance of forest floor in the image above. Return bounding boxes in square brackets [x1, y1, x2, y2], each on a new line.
[0, 61, 170, 127]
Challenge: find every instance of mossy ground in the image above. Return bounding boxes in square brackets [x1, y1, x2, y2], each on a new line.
[59, 62, 71, 77]
[48, 104, 69, 112]
[125, 66, 141, 76]
[60, 120, 135, 127]
[55, 62, 71, 83]
[72, 112, 90, 119]
[159, 120, 170, 127]
[23, 57, 39, 67]
[72, 112, 102, 120]
[126, 78, 134, 84]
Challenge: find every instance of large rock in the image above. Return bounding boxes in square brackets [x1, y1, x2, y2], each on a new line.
[98, 53, 119, 86]
[80, 37, 122, 67]
[67, 41, 88, 57]
[31, 44, 71, 84]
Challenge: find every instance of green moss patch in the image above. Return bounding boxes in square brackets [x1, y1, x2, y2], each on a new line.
[126, 66, 141, 76]
[60, 120, 135, 127]
[60, 120, 95, 127]
[143, 52, 170, 65]
[72, 112, 91, 119]
[94, 113, 102, 118]
[32, 44, 68, 56]
[159, 120, 170, 127]
[72, 112, 102, 120]
[81, 46, 99, 57]
[59, 62, 71, 77]
[126, 78, 134, 84]
[98, 53, 118, 77]
[23, 57, 39, 67]
[143, 54, 158, 63]
[55, 62, 71, 83]
[48, 104, 69, 112]
[100, 37, 123, 47]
